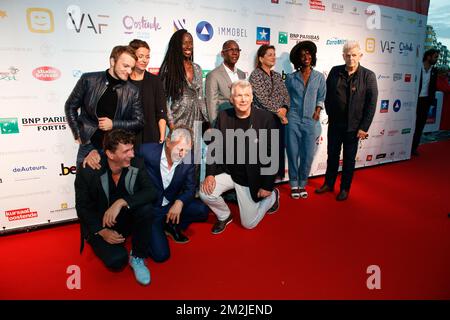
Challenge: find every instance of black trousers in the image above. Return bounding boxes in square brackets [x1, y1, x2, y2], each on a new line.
[411, 97, 431, 153]
[87, 203, 153, 271]
[325, 123, 359, 191]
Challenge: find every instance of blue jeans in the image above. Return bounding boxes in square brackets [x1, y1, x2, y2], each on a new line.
[286, 117, 320, 188]
[148, 199, 209, 263]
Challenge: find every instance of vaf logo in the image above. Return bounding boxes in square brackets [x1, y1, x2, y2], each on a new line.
[380, 40, 395, 53]
[66, 5, 109, 34]
[196, 21, 213, 41]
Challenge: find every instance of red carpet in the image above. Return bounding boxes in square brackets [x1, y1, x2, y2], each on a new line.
[1, 140, 449, 300]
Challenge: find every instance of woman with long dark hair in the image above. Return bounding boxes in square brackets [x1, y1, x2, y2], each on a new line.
[159, 29, 208, 131]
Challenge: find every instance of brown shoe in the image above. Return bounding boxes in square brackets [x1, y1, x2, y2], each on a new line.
[315, 184, 334, 194]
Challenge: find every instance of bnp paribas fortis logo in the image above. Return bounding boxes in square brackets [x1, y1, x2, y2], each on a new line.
[26, 8, 54, 33]
[0, 118, 19, 134]
[278, 32, 288, 44]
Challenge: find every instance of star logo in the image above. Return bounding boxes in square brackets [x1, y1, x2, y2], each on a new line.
[256, 26, 270, 44]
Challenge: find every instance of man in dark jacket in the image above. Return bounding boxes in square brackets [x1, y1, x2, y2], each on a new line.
[411, 48, 440, 156]
[75, 129, 155, 285]
[315, 41, 378, 201]
[200, 80, 280, 235]
[65, 45, 144, 168]
[139, 126, 208, 262]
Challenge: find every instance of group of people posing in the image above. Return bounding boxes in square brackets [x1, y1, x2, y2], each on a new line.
[65, 29, 381, 285]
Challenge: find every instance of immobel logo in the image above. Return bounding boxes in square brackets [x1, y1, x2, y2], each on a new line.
[26, 8, 54, 33]
[365, 38, 375, 53]
[60, 163, 77, 176]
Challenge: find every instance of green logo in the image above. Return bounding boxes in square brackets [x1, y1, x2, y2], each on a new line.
[401, 128, 411, 134]
[0, 118, 19, 134]
[202, 70, 211, 79]
[278, 31, 288, 44]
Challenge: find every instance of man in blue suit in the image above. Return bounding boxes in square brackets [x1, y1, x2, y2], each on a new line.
[139, 126, 209, 262]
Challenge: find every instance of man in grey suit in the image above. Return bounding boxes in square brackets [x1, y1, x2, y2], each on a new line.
[205, 40, 246, 124]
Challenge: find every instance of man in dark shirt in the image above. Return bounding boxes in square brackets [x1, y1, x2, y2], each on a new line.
[75, 129, 155, 285]
[65, 45, 144, 169]
[411, 48, 440, 156]
[315, 41, 378, 201]
[200, 80, 280, 234]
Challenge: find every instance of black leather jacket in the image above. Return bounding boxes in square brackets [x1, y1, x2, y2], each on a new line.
[65, 71, 144, 144]
[325, 64, 378, 132]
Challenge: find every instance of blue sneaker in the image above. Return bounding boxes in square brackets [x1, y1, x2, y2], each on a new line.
[129, 255, 151, 285]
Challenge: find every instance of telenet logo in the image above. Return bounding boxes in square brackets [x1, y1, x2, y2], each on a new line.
[26, 8, 54, 33]
[365, 38, 375, 53]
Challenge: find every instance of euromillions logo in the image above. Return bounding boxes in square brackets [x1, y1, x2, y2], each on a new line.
[256, 26, 270, 45]
[196, 21, 213, 41]
[393, 99, 401, 112]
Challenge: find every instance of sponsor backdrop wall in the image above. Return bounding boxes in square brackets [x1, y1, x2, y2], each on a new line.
[0, 0, 428, 233]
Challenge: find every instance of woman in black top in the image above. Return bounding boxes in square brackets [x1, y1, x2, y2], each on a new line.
[129, 39, 167, 145]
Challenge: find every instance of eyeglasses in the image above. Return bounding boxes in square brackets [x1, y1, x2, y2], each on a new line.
[223, 48, 241, 53]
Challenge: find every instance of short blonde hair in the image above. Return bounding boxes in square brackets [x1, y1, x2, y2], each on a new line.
[231, 80, 253, 96]
[343, 40, 361, 53]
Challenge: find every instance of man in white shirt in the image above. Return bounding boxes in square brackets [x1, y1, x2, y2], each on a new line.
[412, 48, 440, 156]
[138, 127, 209, 262]
[206, 40, 247, 124]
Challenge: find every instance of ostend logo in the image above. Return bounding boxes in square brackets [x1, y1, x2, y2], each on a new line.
[32, 66, 60, 81]
[256, 27, 270, 45]
[196, 21, 214, 41]
[123, 15, 161, 35]
[377, 74, 390, 80]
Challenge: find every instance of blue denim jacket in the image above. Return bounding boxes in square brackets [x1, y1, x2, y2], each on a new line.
[285, 69, 326, 119]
